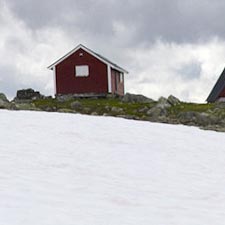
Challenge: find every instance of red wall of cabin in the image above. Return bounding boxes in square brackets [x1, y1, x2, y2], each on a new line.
[55, 48, 108, 95]
[111, 68, 124, 96]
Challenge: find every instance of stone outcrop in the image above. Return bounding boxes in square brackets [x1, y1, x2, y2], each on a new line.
[111, 106, 123, 113]
[122, 93, 154, 103]
[146, 96, 175, 120]
[167, 95, 181, 106]
[1, 90, 225, 132]
[0, 93, 9, 102]
[0, 93, 10, 109]
[70, 101, 82, 110]
[16, 89, 43, 101]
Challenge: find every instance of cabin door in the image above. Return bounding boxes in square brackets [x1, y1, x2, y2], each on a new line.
[115, 74, 118, 93]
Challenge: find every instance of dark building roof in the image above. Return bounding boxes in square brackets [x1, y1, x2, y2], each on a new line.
[207, 68, 225, 102]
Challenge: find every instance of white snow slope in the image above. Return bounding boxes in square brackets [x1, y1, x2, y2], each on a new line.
[0, 110, 225, 225]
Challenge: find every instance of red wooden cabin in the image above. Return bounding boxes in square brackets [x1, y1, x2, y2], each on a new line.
[48, 44, 128, 96]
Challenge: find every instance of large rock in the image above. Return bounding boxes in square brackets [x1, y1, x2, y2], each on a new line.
[146, 97, 171, 119]
[0, 99, 9, 109]
[167, 95, 180, 106]
[201, 125, 225, 132]
[178, 111, 219, 126]
[0, 93, 10, 109]
[16, 89, 43, 100]
[70, 101, 82, 110]
[147, 106, 168, 118]
[138, 106, 149, 113]
[56, 94, 74, 102]
[122, 93, 154, 103]
[0, 93, 9, 102]
[111, 106, 123, 113]
[14, 103, 39, 111]
[178, 111, 199, 125]
[195, 113, 212, 126]
[157, 97, 171, 108]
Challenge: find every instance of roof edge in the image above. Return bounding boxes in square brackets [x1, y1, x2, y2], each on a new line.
[206, 67, 225, 102]
[47, 44, 128, 74]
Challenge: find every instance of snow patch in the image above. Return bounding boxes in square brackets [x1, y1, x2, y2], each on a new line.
[0, 110, 224, 225]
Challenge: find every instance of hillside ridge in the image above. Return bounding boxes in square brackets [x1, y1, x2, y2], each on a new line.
[1, 89, 225, 132]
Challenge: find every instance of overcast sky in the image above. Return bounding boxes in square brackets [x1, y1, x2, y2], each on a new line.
[1, 0, 225, 102]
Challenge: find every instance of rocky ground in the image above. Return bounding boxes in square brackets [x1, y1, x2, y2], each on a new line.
[1, 89, 225, 132]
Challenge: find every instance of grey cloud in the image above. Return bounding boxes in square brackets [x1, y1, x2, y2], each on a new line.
[6, 0, 225, 45]
[0, 66, 24, 98]
[0, 65, 50, 99]
[177, 62, 202, 80]
[1, 0, 225, 102]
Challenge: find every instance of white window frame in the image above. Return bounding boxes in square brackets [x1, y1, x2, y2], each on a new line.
[120, 73, 123, 83]
[75, 65, 89, 77]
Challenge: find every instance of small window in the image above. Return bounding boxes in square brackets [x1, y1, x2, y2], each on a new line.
[75, 65, 89, 77]
[119, 73, 123, 83]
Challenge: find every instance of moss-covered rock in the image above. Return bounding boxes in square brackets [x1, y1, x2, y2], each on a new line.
[0, 93, 10, 109]
[122, 93, 154, 103]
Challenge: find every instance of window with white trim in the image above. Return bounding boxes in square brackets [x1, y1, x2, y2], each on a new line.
[75, 65, 89, 77]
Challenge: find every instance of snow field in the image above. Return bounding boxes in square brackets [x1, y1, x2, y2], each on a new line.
[0, 110, 225, 225]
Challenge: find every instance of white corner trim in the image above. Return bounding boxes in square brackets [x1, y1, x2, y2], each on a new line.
[107, 64, 112, 93]
[53, 66, 56, 95]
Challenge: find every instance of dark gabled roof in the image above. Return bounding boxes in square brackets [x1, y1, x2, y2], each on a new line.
[48, 44, 128, 74]
[207, 68, 225, 102]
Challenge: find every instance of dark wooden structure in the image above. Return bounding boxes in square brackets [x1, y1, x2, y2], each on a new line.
[207, 68, 225, 102]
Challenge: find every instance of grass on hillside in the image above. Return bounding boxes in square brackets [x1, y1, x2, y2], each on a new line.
[169, 102, 214, 114]
[33, 98, 215, 119]
[33, 98, 155, 116]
